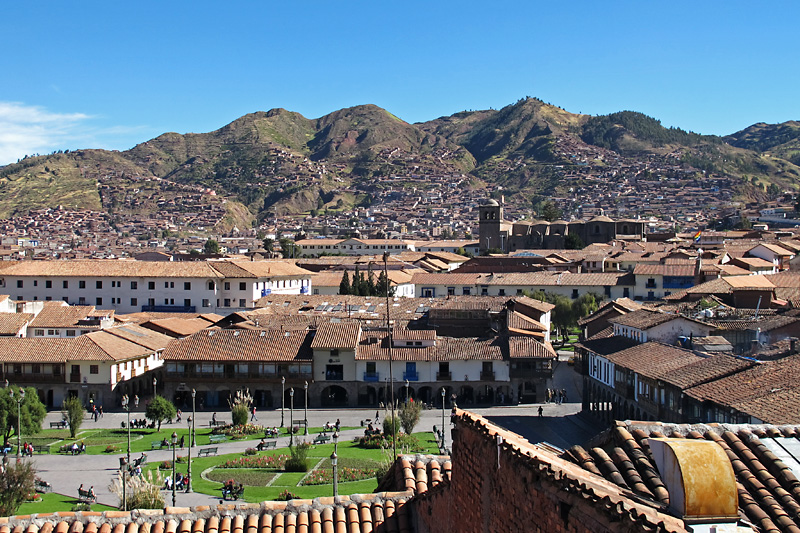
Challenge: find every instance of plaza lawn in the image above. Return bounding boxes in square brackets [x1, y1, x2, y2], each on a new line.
[145, 432, 439, 503]
[27, 425, 356, 455]
[17, 492, 116, 515]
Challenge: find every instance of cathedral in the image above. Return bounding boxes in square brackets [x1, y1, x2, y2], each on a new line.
[478, 198, 645, 253]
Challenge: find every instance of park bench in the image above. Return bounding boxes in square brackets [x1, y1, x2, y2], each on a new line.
[35, 479, 52, 493]
[50, 421, 67, 429]
[197, 447, 218, 457]
[221, 484, 245, 501]
[78, 487, 96, 504]
[31, 445, 50, 454]
[209, 420, 225, 427]
[151, 441, 167, 450]
[208, 434, 227, 443]
[292, 419, 307, 426]
[58, 444, 84, 454]
[313, 435, 331, 445]
[264, 440, 277, 449]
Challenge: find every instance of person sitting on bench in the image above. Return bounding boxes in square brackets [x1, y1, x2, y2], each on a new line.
[256, 438, 266, 451]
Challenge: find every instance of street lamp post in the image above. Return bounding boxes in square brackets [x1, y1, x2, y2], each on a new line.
[122, 394, 131, 465]
[303, 381, 308, 435]
[187, 389, 196, 493]
[332, 431, 339, 497]
[153, 377, 157, 396]
[171, 431, 177, 506]
[404, 379, 409, 403]
[383, 252, 397, 459]
[8, 385, 24, 460]
[441, 388, 446, 451]
[280, 376, 285, 428]
[289, 388, 294, 447]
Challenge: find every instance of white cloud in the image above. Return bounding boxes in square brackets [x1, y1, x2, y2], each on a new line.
[0, 102, 91, 165]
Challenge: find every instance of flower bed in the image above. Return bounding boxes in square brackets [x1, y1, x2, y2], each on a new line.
[218, 454, 289, 469]
[211, 423, 264, 438]
[206, 469, 278, 486]
[357, 433, 422, 451]
[302, 466, 376, 485]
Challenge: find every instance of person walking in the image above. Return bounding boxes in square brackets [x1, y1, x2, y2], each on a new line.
[251, 406, 258, 422]
[538, 406, 544, 417]
[134, 395, 139, 408]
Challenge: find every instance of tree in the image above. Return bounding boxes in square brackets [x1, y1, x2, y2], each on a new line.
[0, 386, 47, 441]
[203, 239, 220, 254]
[62, 396, 85, 438]
[262, 238, 274, 252]
[351, 266, 363, 296]
[365, 265, 377, 296]
[398, 400, 423, 435]
[548, 293, 576, 345]
[0, 460, 36, 517]
[735, 216, 753, 230]
[564, 233, 584, 250]
[539, 201, 562, 222]
[382, 414, 401, 436]
[145, 396, 176, 431]
[339, 271, 351, 295]
[572, 292, 601, 321]
[278, 238, 300, 258]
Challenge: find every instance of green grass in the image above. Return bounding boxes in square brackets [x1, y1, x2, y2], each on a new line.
[141, 432, 439, 503]
[16, 492, 116, 515]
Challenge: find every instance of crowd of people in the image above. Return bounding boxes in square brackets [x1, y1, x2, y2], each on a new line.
[545, 388, 568, 404]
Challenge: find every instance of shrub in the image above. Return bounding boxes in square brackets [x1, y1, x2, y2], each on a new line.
[276, 489, 297, 501]
[212, 423, 264, 437]
[359, 433, 422, 452]
[176, 455, 186, 463]
[72, 503, 92, 512]
[303, 466, 376, 485]
[229, 389, 253, 426]
[159, 460, 172, 470]
[398, 400, 423, 435]
[285, 442, 310, 472]
[104, 445, 118, 453]
[382, 414, 400, 436]
[109, 470, 164, 510]
[0, 460, 36, 516]
[243, 447, 257, 456]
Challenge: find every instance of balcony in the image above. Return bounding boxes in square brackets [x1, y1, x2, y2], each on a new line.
[300, 286, 309, 294]
[4, 373, 64, 384]
[363, 372, 380, 382]
[436, 371, 452, 381]
[403, 371, 419, 381]
[69, 373, 81, 383]
[480, 371, 495, 381]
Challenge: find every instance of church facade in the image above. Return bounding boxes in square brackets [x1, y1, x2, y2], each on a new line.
[478, 199, 645, 253]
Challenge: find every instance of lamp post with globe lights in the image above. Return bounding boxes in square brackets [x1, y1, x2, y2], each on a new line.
[186, 389, 196, 493]
[7, 383, 24, 459]
[289, 388, 295, 447]
[303, 381, 309, 435]
[280, 376, 285, 428]
[441, 388, 446, 451]
[171, 432, 178, 506]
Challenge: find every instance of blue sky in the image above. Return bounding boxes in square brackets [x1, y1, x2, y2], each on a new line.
[1, 1, 798, 164]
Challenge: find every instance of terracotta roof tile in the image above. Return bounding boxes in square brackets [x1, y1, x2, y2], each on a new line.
[162, 329, 313, 362]
[309, 322, 361, 349]
[0, 312, 33, 335]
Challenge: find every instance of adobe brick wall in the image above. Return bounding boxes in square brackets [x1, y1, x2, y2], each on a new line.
[412, 411, 685, 533]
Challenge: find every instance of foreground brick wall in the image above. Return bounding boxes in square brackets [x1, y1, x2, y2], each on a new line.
[412, 410, 685, 533]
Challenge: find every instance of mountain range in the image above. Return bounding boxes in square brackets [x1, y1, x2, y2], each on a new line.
[1, 98, 798, 226]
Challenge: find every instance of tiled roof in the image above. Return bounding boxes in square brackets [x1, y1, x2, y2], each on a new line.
[162, 329, 313, 362]
[605, 342, 703, 381]
[0, 496, 415, 533]
[608, 309, 678, 330]
[507, 337, 557, 359]
[410, 271, 635, 287]
[392, 328, 437, 341]
[310, 322, 362, 349]
[633, 264, 695, 276]
[102, 324, 174, 352]
[29, 306, 113, 329]
[511, 296, 555, 313]
[141, 317, 215, 337]
[0, 312, 33, 335]
[565, 421, 800, 533]
[356, 334, 504, 362]
[506, 311, 547, 332]
[576, 335, 640, 355]
[377, 454, 452, 494]
[658, 353, 755, 389]
[0, 338, 96, 362]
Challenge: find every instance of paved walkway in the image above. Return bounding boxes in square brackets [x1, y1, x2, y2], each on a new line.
[25, 360, 596, 509]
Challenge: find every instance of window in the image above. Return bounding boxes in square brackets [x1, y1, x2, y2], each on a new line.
[32, 364, 41, 374]
[62, 297, 68, 302]
[45, 296, 52, 301]
[131, 298, 138, 306]
[183, 298, 191, 308]
[202, 299, 210, 307]
[34, 329, 44, 336]
[325, 364, 344, 380]
[148, 281, 155, 290]
[66, 330, 76, 337]
[447, 287, 455, 296]
[208, 281, 215, 290]
[330, 349, 339, 357]
[53, 365, 61, 375]
[224, 299, 231, 307]
[239, 298, 246, 307]
[239, 282, 246, 291]
[90, 365, 99, 375]
[71, 365, 80, 375]
[462, 287, 471, 295]
[572, 289, 579, 299]
[131, 281, 138, 290]
[96, 281, 102, 289]
[623, 287, 630, 298]
[47, 329, 56, 335]
[78, 297, 86, 305]
[16, 280, 22, 288]
[96, 297, 103, 305]
[45, 280, 52, 288]
[498, 289, 505, 296]
[63, 280, 69, 289]
[224, 282, 231, 291]
[33, 280, 37, 287]
[79, 280, 86, 289]
[184, 282, 191, 290]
